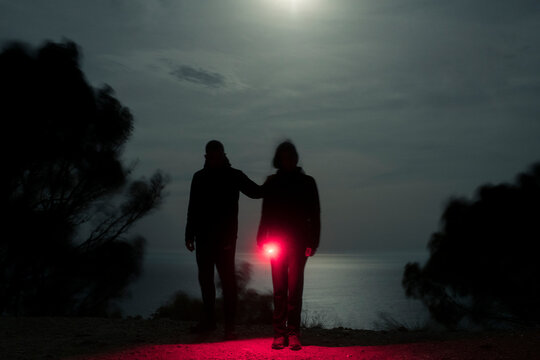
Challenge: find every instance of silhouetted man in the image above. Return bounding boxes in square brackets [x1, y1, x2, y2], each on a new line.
[185, 140, 261, 339]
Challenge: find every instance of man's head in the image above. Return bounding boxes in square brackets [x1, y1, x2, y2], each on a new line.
[205, 140, 227, 168]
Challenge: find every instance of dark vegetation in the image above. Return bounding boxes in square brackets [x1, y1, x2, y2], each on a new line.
[403, 162, 540, 328]
[152, 261, 273, 324]
[0, 40, 167, 316]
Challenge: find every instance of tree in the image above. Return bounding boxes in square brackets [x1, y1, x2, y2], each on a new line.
[403, 163, 540, 328]
[0, 40, 167, 316]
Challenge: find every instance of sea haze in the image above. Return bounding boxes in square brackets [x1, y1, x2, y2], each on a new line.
[120, 250, 429, 330]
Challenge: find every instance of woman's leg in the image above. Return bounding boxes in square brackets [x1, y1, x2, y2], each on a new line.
[287, 246, 308, 335]
[271, 254, 289, 337]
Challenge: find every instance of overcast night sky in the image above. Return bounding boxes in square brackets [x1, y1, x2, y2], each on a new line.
[2, 0, 540, 254]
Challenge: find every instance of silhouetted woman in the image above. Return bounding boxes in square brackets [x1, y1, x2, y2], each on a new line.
[257, 141, 320, 350]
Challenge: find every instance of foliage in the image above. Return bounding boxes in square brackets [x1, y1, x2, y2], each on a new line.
[403, 162, 540, 328]
[153, 261, 273, 324]
[151, 291, 203, 322]
[0, 40, 167, 316]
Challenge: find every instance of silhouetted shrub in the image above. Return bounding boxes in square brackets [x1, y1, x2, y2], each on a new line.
[403, 162, 540, 328]
[151, 291, 203, 322]
[152, 261, 273, 324]
[0, 40, 167, 316]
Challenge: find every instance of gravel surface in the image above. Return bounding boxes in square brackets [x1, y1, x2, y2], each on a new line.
[1, 317, 539, 360]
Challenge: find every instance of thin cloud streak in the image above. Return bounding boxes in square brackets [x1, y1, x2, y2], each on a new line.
[170, 65, 226, 88]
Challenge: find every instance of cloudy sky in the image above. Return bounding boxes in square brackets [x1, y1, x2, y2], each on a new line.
[2, 0, 540, 254]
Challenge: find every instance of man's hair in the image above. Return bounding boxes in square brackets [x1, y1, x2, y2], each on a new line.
[272, 140, 299, 169]
[205, 140, 225, 154]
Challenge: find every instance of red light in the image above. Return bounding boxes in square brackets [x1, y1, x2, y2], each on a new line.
[263, 243, 279, 259]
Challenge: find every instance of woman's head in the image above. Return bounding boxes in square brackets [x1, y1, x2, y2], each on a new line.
[272, 140, 299, 171]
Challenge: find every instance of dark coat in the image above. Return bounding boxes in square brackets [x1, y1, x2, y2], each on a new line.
[257, 167, 320, 250]
[185, 164, 261, 248]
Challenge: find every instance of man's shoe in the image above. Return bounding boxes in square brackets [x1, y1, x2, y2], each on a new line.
[189, 321, 217, 334]
[271, 336, 287, 350]
[288, 334, 302, 351]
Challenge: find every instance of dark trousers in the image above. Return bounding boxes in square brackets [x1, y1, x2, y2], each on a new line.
[270, 245, 308, 336]
[196, 244, 237, 331]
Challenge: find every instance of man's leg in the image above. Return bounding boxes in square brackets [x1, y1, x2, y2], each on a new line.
[286, 246, 308, 336]
[271, 253, 289, 338]
[196, 246, 217, 329]
[216, 246, 237, 336]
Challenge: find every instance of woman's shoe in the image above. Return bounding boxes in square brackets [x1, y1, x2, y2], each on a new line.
[288, 334, 302, 351]
[271, 336, 287, 350]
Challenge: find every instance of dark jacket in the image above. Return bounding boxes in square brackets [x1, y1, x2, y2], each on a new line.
[257, 167, 320, 250]
[185, 164, 261, 247]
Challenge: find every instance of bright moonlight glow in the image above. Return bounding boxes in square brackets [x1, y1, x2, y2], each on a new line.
[269, 0, 314, 14]
[290, 0, 301, 12]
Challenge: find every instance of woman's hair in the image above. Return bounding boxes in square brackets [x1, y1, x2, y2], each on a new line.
[272, 140, 299, 169]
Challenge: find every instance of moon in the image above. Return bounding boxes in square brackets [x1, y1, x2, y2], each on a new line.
[271, 0, 311, 14]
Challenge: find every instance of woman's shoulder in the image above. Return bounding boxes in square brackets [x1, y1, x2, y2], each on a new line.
[266, 172, 316, 187]
[298, 172, 316, 184]
[263, 174, 277, 185]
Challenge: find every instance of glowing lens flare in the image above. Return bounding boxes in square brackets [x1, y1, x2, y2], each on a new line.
[263, 243, 279, 259]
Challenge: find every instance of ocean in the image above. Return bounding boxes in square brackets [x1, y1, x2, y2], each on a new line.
[120, 250, 430, 330]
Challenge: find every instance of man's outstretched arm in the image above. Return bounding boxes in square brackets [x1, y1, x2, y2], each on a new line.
[238, 171, 263, 199]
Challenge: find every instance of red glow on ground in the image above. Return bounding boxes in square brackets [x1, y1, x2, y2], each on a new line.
[72, 338, 418, 360]
[66, 334, 540, 360]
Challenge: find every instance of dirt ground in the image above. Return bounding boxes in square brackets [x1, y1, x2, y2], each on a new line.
[1, 317, 539, 360]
